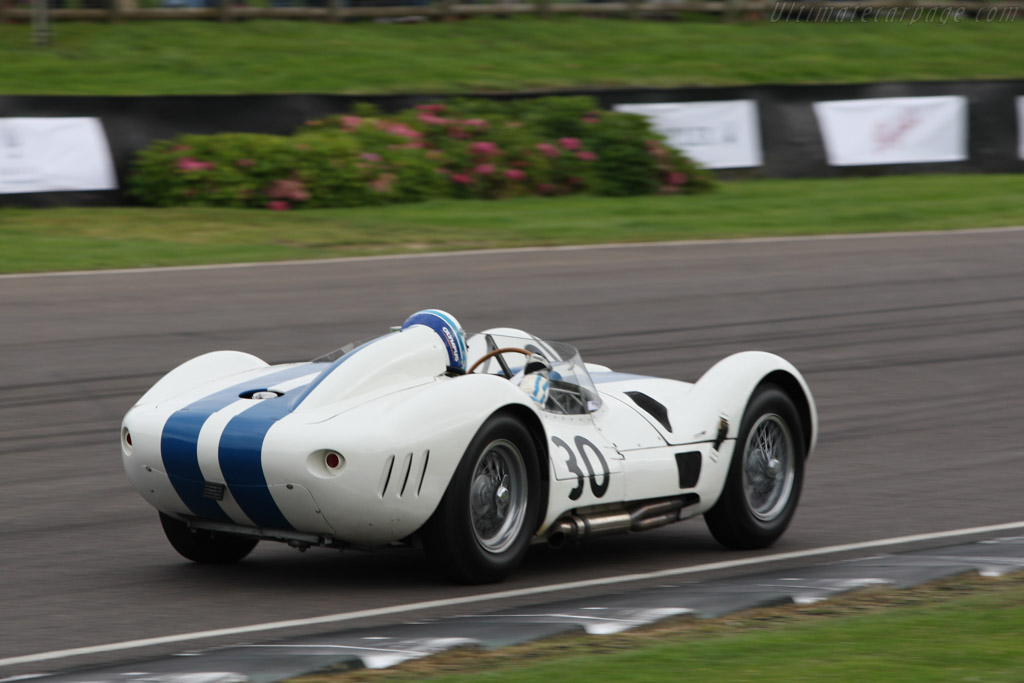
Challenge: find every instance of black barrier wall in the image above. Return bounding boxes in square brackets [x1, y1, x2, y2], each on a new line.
[1, 79, 1022, 206]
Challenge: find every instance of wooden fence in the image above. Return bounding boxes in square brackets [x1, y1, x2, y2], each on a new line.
[0, 0, 1019, 22]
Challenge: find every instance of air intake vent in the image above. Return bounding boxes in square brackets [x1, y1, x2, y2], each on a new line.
[674, 451, 702, 489]
[202, 482, 226, 501]
[625, 391, 672, 432]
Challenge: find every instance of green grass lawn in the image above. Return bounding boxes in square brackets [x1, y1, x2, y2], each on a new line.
[0, 18, 1021, 95]
[2, 174, 1022, 274]
[293, 573, 1024, 682]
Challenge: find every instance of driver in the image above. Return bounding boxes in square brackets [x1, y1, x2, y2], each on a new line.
[400, 309, 468, 373]
[516, 353, 552, 407]
[403, 312, 550, 407]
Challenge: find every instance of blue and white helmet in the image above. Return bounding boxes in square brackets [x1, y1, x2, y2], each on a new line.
[401, 309, 468, 372]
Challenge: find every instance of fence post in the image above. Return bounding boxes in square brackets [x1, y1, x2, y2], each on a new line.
[535, 0, 550, 17]
[31, 0, 50, 46]
[724, 0, 743, 21]
[218, 0, 231, 22]
[328, 0, 340, 21]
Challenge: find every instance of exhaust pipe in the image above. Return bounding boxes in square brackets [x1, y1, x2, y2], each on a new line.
[546, 511, 633, 548]
[546, 494, 699, 546]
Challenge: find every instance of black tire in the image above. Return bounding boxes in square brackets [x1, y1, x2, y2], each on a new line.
[159, 512, 259, 564]
[704, 385, 806, 550]
[422, 414, 541, 584]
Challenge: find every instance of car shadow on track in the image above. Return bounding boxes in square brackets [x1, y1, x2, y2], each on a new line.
[147, 523, 730, 594]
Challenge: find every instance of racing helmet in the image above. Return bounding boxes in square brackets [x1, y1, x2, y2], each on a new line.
[401, 309, 468, 372]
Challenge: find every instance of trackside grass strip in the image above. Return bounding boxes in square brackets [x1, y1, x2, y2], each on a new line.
[2, 174, 1023, 274]
[292, 572, 1024, 682]
[3, 174, 1023, 273]
[0, 19, 1022, 95]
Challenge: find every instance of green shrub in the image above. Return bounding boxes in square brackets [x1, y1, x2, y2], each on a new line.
[128, 96, 714, 210]
[129, 133, 305, 208]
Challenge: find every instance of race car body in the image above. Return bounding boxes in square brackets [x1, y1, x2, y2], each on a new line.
[121, 310, 817, 583]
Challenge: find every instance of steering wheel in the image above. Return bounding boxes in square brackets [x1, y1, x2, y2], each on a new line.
[467, 347, 532, 375]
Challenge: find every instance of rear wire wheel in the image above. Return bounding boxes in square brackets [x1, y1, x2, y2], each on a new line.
[423, 414, 541, 584]
[704, 385, 806, 549]
[159, 512, 259, 564]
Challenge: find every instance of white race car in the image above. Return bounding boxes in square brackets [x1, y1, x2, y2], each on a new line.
[121, 310, 817, 583]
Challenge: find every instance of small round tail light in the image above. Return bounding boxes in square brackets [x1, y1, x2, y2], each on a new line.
[307, 449, 344, 477]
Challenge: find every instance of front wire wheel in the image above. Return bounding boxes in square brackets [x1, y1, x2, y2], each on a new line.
[704, 385, 806, 549]
[469, 439, 530, 555]
[423, 414, 541, 583]
[742, 414, 796, 523]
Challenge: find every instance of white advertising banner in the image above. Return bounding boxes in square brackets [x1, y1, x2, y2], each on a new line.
[813, 96, 968, 167]
[0, 117, 118, 194]
[614, 100, 763, 169]
[1017, 97, 1024, 161]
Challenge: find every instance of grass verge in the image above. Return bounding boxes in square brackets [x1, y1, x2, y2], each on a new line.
[2, 175, 1022, 274]
[292, 571, 1024, 682]
[0, 18, 1022, 95]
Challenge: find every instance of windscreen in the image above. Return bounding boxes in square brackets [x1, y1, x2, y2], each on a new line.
[467, 332, 602, 415]
[311, 340, 360, 363]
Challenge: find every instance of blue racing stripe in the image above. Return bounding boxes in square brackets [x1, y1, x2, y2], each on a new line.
[219, 397, 297, 530]
[219, 340, 382, 528]
[160, 364, 315, 521]
[162, 411, 234, 522]
[590, 371, 655, 384]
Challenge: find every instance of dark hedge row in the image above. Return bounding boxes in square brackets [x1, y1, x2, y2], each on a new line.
[128, 97, 714, 210]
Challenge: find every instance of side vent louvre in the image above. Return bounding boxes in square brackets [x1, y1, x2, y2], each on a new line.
[625, 391, 672, 432]
[378, 455, 396, 498]
[397, 453, 413, 497]
[417, 450, 430, 496]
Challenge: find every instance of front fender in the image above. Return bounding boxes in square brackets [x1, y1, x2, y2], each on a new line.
[671, 351, 817, 457]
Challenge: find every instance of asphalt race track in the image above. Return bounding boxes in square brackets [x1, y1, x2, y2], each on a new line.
[2, 228, 1023, 676]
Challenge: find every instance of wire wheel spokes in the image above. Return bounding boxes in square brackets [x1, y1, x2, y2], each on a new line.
[741, 414, 795, 522]
[469, 439, 528, 554]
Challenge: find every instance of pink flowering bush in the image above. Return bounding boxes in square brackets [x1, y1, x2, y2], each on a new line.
[535, 142, 559, 158]
[130, 133, 298, 208]
[470, 141, 501, 157]
[176, 158, 215, 172]
[129, 97, 712, 209]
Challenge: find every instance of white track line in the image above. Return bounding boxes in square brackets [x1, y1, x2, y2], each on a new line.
[2, 520, 1024, 670]
[2, 225, 1023, 281]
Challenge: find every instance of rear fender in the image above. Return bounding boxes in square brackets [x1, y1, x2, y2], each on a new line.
[134, 350, 268, 408]
[282, 373, 542, 544]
